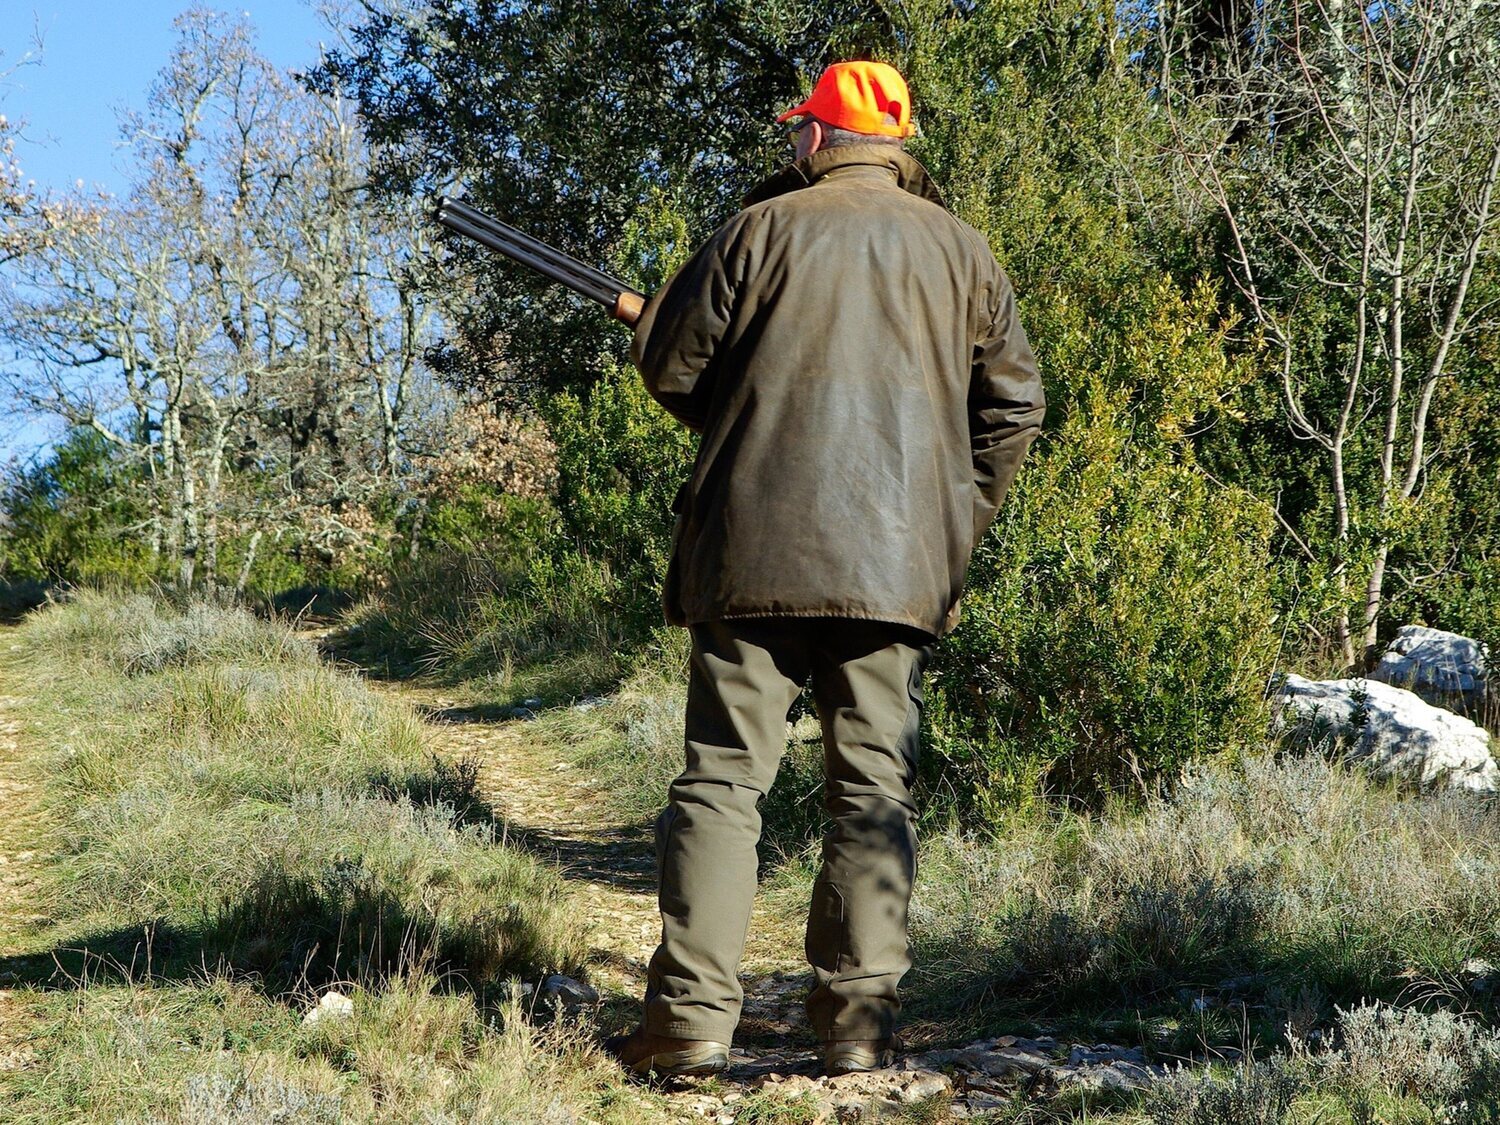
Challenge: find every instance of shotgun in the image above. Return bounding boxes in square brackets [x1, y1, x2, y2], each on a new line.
[435, 197, 647, 326]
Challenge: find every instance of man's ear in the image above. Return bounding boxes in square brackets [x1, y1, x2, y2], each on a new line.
[806, 119, 824, 156]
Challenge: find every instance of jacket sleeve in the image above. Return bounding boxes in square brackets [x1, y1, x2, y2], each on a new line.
[629, 214, 750, 432]
[969, 271, 1046, 547]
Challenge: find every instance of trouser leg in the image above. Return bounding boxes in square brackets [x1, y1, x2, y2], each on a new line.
[804, 621, 932, 1042]
[644, 619, 807, 1041]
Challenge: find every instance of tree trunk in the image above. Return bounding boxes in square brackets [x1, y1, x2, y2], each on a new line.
[235, 529, 263, 595]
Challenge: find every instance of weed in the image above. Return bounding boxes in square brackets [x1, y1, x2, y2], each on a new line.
[734, 1088, 824, 1125]
[1145, 1056, 1304, 1124]
[907, 752, 1500, 1040]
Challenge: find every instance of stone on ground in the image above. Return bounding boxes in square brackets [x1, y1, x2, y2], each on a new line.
[728, 1035, 1169, 1119]
[1277, 673, 1497, 791]
[539, 973, 600, 1014]
[1369, 625, 1489, 709]
[301, 989, 354, 1025]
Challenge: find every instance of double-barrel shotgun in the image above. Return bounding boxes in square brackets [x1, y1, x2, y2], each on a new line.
[435, 197, 647, 326]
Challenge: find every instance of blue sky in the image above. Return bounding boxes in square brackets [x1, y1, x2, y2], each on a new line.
[2, 1, 332, 196]
[0, 3, 333, 460]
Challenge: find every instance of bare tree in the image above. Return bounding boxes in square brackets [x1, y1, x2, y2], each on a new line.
[0, 10, 444, 588]
[1160, 0, 1500, 667]
[0, 36, 44, 266]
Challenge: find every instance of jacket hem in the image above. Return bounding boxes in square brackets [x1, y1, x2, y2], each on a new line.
[683, 606, 940, 639]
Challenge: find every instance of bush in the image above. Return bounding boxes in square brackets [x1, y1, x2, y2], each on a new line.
[0, 428, 157, 587]
[1317, 1004, 1500, 1111]
[545, 356, 696, 600]
[927, 283, 1278, 811]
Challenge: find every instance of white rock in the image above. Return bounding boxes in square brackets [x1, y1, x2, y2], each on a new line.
[1279, 674, 1498, 791]
[301, 989, 354, 1025]
[1370, 626, 1489, 705]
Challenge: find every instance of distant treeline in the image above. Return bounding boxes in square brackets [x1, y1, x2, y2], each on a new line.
[2, 0, 1496, 808]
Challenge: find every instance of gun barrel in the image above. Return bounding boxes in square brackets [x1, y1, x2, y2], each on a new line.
[437, 197, 642, 313]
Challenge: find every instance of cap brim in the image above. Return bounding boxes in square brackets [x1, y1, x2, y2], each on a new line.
[776, 101, 813, 124]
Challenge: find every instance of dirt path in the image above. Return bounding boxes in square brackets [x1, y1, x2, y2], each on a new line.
[379, 683, 812, 1045]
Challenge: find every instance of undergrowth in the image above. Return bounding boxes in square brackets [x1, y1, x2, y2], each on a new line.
[10, 593, 1500, 1121]
[907, 752, 1500, 1050]
[17, 592, 584, 990]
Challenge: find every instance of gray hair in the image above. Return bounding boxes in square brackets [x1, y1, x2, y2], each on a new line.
[813, 115, 906, 149]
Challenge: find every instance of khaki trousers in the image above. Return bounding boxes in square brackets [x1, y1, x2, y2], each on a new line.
[643, 617, 933, 1044]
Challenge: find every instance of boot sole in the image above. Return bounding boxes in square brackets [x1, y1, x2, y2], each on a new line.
[825, 1045, 895, 1075]
[627, 1046, 730, 1077]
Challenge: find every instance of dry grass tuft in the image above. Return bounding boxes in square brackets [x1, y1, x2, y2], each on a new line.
[911, 752, 1500, 1036]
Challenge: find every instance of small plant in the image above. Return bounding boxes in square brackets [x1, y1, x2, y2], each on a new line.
[168, 1072, 343, 1125]
[1346, 679, 1372, 742]
[1315, 1003, 1500, 1111]
[734, 1089, 824, 1125]
[1146, 1056, 1304, 1125]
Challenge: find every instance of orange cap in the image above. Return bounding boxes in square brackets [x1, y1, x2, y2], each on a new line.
[776, 61, 915, 139]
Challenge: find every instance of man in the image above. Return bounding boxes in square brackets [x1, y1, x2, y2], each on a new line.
[610, 60, 1045, 1078]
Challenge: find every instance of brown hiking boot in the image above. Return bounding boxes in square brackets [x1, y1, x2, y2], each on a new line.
[824, 1037, 899, 1075]
[605, 1026, 730, 1077]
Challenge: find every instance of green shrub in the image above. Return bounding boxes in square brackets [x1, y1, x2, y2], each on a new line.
[927, 283, 1278, 811]
[0, 428, 158, 587]
[545, 355, 697, 619]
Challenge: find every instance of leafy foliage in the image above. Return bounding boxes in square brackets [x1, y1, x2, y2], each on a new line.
[5, 0, 1498, 816]
[0, 428, 155, 586]
[311, 0, 894, 399]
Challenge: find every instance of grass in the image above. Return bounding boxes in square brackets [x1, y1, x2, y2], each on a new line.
[332, 548, 641, 701]
[0, 592, 662, 1122]
[5, 973, 649, 1123]
[9, 591, 1500, 1121]
[555, 657, 1500, 1056]
[906, 752, 1500, 1047]
[536, 629, 1500, 1051]
[17, 593, 584, 990]
[544, 652, 1500, 1118]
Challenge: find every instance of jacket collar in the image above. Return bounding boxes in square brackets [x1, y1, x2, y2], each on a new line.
[742, 146, 948, 210]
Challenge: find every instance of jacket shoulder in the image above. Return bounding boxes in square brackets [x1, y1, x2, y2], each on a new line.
[948, 213, 1006, 279]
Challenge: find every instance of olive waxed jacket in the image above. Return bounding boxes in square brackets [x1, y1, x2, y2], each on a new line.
[630, 145, 1046, 637]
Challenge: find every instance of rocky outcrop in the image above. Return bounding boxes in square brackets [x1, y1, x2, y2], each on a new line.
[1370, 625, 1489, 709]
[717, 1036, 1169, 1120]
[1277, 673, 1498, 791]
